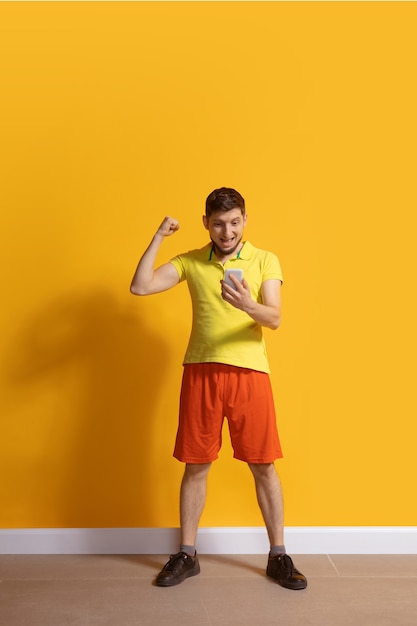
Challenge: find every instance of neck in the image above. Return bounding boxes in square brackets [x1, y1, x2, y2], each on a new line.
[212, 241, 244, 264]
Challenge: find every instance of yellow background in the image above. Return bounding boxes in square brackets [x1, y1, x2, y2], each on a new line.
[1, 2, 416, 529]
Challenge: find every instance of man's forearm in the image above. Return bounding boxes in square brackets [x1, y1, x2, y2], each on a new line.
[244, 301, 281, 330]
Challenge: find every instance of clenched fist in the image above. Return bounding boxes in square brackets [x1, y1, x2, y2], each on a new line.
[157, 216, 180, 237]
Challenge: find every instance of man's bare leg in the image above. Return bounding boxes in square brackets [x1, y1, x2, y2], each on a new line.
[180, 462, 212, 547]
[249, 462, 307, 590]
[155, 462, 210, 587]
[248, 462, 284, 546]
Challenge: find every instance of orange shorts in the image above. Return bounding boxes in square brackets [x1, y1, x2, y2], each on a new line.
[173, 363, 283, 464]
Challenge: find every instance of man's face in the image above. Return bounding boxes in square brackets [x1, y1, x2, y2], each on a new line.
[203, 208, 247, 257]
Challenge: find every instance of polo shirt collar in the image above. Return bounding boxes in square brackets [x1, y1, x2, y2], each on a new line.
[236, 241, 254, 260]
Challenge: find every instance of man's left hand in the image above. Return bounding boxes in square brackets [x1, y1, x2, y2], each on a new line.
[221, 276, 253, 313]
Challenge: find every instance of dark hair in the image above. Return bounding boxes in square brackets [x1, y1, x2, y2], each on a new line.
[205, 187, 245, 218]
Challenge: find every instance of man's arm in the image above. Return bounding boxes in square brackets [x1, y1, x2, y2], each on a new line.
[130, 216, 181, 295]
[221, 277, 281, 330]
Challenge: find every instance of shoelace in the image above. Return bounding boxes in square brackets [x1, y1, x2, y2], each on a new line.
[279, 554, 296, 574]
[164, 552, 190, 572]
[282, 554, 303, 577]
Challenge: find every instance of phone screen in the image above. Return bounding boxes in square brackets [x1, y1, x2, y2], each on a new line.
[224, 269, 243, 289]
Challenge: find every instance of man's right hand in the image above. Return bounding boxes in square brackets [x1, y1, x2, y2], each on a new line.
[157, 216, 180, 237]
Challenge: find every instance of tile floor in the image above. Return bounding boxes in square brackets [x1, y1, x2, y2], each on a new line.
[1, 554, 416, 626]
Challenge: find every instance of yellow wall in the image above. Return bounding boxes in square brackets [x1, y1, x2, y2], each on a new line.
[1, 2, 416, 529]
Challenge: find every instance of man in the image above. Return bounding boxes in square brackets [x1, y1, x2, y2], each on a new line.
[130, 187, 307, 590]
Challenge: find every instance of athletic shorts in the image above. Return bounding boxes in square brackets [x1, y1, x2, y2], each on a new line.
[173, 363, 283, 464]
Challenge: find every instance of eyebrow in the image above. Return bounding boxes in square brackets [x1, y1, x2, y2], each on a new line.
[213, 217, 241, 223]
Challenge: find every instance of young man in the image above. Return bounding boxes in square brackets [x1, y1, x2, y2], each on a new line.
[130, 187, 307, 590]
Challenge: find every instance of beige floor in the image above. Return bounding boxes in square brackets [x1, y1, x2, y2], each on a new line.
[1, 554, 416, 626]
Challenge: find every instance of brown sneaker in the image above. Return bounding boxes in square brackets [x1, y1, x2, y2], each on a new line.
[266, 553, 307, 590]
[155, 551, 200, 587]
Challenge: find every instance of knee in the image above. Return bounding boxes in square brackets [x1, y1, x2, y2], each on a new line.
[248, 462, 275, 480]
[184, 462, 212, 480]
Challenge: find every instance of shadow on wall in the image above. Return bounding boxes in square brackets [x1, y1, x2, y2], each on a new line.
[5, 288, 170, 528]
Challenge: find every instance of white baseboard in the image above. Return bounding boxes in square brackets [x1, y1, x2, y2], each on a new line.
[1, 527, 416, 555]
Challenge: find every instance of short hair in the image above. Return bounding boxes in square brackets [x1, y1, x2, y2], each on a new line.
[205, 187, 245, 218]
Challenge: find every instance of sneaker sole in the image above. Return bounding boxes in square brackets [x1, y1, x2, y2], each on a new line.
[267, 573, 308, 590]
[155, 566, 200, 587]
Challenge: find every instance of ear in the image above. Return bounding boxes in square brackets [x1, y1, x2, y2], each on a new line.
[202, 215, 209, 230]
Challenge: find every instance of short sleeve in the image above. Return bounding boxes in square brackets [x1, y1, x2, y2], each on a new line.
[263, 252, 283, 283]
[169, 254, 187, 282]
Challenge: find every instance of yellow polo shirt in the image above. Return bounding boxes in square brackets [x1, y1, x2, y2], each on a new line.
[169, 241, 283, 373]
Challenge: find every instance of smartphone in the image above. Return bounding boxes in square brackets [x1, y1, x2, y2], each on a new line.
[224, 268, 244, 290]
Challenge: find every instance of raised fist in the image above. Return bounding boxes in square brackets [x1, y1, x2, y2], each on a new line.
[157, 216, 180, 237]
